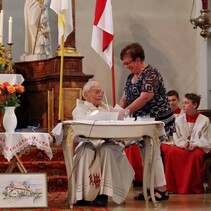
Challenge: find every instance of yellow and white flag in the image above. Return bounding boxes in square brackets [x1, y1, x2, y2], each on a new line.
[50, 0, 73, 45]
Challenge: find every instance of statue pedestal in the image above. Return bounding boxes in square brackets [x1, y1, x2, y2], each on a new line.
[20, 54, 52, 62]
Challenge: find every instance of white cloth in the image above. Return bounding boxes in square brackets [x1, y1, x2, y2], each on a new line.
[51, 122, 63, 145]
[24, 0, 52, 56]
[140, 142, 166, 188]
[0, 74, 24, 85]
[72, 100, 135, 204]
[173, 113, 211, 153]
[174, 109, 183, 119]
[0, 132, 53, 161]
[72, 99, 112, 120]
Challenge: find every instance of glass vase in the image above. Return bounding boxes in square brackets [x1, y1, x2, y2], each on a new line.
[3, 106, 17, 133]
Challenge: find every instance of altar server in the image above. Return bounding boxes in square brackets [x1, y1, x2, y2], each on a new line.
[167, 90, 183, 118]
[165, 93, 211, 194]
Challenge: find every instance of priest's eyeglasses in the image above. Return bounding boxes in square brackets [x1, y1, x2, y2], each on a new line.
[89, 89, 104, 94]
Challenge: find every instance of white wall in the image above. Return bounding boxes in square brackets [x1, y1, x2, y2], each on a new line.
[3, 0, 211, 109]
[75, 0, 200, 107]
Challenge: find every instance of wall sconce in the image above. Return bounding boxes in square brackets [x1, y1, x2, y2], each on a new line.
[190, 0, 211, 38]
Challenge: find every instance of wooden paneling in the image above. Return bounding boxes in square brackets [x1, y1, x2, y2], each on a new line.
[14, 56, 93, 132]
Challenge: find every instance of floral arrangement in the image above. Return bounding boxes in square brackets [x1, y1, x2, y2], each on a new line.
[0, 82, 25, 112]
[0, 44, 10, 72]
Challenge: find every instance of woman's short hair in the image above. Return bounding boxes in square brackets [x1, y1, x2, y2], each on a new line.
[120, 42, 145, 61]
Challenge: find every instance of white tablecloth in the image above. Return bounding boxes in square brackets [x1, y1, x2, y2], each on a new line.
[0, 132, 53, 161]
[0, 74, 24, 84]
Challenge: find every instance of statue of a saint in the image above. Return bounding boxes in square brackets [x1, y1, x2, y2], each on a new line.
[23, 0, 52, 60]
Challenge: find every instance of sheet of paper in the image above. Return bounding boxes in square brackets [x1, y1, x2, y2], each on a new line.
[86, 111, 119, 121]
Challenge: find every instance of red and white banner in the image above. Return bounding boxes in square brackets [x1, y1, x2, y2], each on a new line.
[91, 0, 114, 69]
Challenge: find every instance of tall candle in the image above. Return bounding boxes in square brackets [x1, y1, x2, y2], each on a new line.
[8, 17, 12, 43]
[202, 0, 208, 10]
[0, 10, 3, 44]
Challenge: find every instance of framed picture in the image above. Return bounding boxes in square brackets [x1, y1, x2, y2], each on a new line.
[62, 88, 82, 120]
[0, 173, 48, 209]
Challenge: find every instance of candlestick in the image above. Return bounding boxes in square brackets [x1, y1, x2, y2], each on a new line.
[0, 10, 3, 44]
[6, 42, 14, 74]
[8, 17, 12, 44]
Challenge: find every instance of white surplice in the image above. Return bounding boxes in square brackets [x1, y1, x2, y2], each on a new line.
[173, 113, 211, 152]
[72, 100, 135, 204]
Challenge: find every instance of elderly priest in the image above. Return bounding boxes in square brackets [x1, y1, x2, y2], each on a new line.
[72, 80, 134, 207]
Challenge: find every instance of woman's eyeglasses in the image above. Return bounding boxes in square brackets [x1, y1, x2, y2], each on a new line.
[123, 59, 134, 66]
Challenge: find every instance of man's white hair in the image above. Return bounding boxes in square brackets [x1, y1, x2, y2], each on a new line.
[82, 81, 101, 98]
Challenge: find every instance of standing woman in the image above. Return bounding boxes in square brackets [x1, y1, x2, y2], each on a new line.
[119, 42, 175, 201]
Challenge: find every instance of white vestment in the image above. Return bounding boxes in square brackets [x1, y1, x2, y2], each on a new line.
[72, 100, 135, 204]
[173, 113, 211, 152]
[173, 108, 183, 119]
[24, 0, 52, 56]
[140, 143, 166, 188]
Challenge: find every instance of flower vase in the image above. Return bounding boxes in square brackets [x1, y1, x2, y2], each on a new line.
[3, 106, 17, 133]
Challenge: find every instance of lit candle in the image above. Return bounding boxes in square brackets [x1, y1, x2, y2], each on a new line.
[8, 17, 12, 43]
[0, 10, 3, 44]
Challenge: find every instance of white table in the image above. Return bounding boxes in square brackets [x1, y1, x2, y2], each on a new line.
[0, 132, 53, 173]
[0, 74, 24, 84]
[61, 120, 166, 206]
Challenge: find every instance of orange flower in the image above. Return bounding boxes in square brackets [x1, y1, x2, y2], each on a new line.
[0, 82, 25, 112]
[7, 85, 16, 94]
[2, 82, 10, 87]
[14, 84, 25, 93]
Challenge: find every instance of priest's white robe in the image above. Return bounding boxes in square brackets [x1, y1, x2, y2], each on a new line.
[72, 100, 135, 204]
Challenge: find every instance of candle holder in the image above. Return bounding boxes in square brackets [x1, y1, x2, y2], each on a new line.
[5, 43, 14, 74]
[0, 43, 6, 73]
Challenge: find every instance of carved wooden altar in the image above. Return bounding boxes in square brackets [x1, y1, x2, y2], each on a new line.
[14, 56, 93, 132]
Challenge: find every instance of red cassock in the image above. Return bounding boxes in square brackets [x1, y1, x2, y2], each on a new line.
[164, 146, 205, 194]
[124, 145, 143, 182]
[161, 143, 172, 162]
